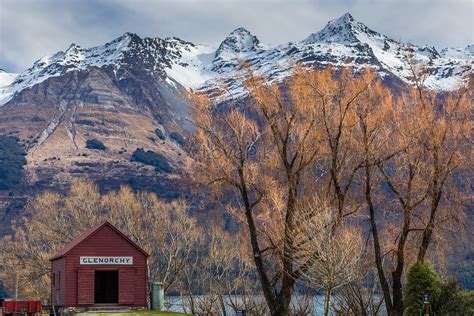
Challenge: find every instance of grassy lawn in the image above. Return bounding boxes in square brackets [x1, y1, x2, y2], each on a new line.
[127, 312, 189, 316]
[77, 311, 189, 316]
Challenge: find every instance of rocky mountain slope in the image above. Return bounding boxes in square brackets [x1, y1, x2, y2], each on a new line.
[1, 12, 472, 105]
[0, 13, 472, 230]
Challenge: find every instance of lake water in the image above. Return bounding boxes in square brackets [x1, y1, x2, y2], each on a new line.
[165, 295, 350, 315]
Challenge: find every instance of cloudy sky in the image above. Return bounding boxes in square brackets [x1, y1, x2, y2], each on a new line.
[1, 0, 473, 72]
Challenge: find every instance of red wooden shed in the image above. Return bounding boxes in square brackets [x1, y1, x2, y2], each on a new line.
[50, 222, 149, 308]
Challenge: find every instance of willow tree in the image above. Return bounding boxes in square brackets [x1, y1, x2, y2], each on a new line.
[355, 73, 471, 315]
[190, 66, 382, 315]
[411, 87, 471, 263]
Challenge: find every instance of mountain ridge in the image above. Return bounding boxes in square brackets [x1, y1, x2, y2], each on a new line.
[1, 12, 472, 106]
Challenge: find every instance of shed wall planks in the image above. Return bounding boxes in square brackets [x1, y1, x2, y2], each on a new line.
[50, 222, 148, 308]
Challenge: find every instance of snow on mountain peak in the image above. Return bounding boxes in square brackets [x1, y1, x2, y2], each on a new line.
[304, 12, 385, 44]
[0, 69, 18, 86]
[123, 32, 140, 40]
[340, 12, 355, 22]
[0, 14, 471, 106]
[216, 27, 262, 56]
[441, 44, 474, 59]
[0, 69, 19, 105]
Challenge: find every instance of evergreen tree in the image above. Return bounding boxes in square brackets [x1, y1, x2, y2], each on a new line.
[405, 262, 474, 315]
[404, 262, 442, 315]
[435, 280, 474, 315]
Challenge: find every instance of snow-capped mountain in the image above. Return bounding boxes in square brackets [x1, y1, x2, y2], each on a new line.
[1, 13, 472, 106]
[216, 27, 264, 55]
[211, 27, 265, 73]
[204, 13, 471, 92]
[0, 32, 209, 104]
[304, 12, 379, 44]
[0, 13, 472, 231]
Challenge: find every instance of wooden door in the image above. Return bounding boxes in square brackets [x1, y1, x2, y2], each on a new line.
[119, 269, 135, 305]
[77, 268, 94, 305]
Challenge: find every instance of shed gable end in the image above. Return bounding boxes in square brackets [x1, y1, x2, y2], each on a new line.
[50, 222, 148, 261]
[68, 225, 147, 259]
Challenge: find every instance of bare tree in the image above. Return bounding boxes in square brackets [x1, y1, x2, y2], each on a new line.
[0, 179, 200, 299]
[333, 275, 385, 316]
[414, 90, 471, 263]
[295, 67, 368, 223]
[404, 48, 472, 263]
[0, 180, 102, 298]
[355, 64, 471, 315]
[175, 220, 260, 316]
[288, 197, 365, 316]
[191, 70, 320, 315]
[190, 65, 387, 315]
[103, 186, 202, 292]
[349, 74, 402, 315]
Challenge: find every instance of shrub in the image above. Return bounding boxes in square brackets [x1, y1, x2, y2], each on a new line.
[434, 280, 474, 314]
[154, 128, 166, 140]
[76, 119, 96, 126]
[169, 132, 186, 146]
[404, 262, 474, 315]
[86, 139, 106, 151]
[131, 148, 172, 173]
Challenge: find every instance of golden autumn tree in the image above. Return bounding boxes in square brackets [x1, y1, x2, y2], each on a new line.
[190, 66, 387, 315]
[0, 179, 201, 299]
[355, 75, 471, 315]
[191, 64, 471, 315]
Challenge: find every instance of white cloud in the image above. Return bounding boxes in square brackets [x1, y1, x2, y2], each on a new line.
[0, 0, 472, 72]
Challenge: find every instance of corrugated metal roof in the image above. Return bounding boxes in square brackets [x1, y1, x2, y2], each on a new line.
[49, 221, 149, 261]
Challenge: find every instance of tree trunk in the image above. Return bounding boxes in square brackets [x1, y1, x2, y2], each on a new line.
[271, 173, 298, 315]
[324, 287, 332, 316]
[218, 294, 227, 316]
[243, 203, 279, 314]
[185, 293, 196, 315]
[417, 226, 432, 262]
[390, 211, 411, 316]
[274, 274, 295, 315]
[365, 163, 393, 314]
[418, 152, 443, 262]
[391, 272, 404, 316]
[417, 193, 441, 262]
[239, 170, 282, 314]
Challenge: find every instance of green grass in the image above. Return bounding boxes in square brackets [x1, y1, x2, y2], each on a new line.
[126, 312, 188, 315]
[78, 311, 189, 316]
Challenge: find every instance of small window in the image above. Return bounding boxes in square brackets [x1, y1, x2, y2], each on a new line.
[52, 273, 56, 287]
[57, 272, 61, 289]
